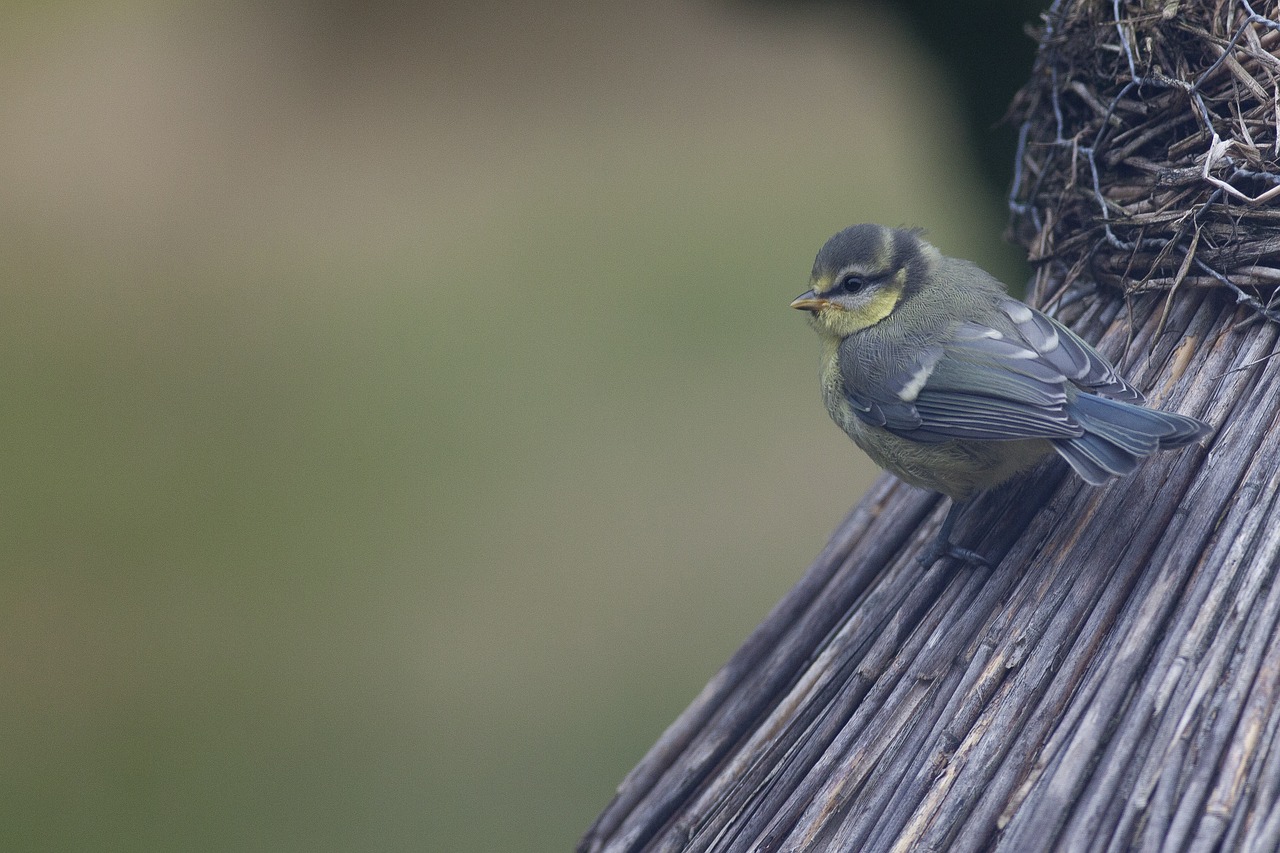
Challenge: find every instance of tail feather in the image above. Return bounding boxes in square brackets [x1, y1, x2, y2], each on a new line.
[1052, 393, 1210, 484]
[1055, 433, 1141, 484]
[1071, 395, 1162, 456]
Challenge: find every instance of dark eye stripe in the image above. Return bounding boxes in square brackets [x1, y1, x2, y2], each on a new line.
[840, 274, 865, 293]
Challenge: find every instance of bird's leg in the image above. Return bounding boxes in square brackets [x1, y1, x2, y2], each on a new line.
[918, 499, 991, 569]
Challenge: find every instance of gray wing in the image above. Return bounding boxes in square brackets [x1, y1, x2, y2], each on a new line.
[842, 300, 1136, 444]
[996, 298, 1141, 402]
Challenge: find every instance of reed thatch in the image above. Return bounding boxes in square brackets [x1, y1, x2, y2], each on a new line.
[580, 1, 1280, 850]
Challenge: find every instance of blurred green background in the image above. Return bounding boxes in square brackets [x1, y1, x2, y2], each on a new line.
[0, 1, 1037, 850]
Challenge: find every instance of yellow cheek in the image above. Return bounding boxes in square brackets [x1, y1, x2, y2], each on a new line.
[813, 285, 903, 337]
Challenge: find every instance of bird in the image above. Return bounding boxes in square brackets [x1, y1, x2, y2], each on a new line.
[791, 223, 1211, 568]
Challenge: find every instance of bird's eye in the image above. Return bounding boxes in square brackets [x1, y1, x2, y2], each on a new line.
[839, 274, 866, 293]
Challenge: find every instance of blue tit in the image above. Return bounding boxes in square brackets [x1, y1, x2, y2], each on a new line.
[792, 224, 1211, 567]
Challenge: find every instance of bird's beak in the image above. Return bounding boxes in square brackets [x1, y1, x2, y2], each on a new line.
[790, 290, 830, 312]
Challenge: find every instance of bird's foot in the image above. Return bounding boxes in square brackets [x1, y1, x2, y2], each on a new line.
[916, 537, 991, 569]
[917, 500, 992, 569]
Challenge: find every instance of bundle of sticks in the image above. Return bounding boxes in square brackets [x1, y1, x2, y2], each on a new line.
[1010, 0, 1280, 323]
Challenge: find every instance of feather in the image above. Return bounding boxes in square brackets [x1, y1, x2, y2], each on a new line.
[912, 392, 1078, 441]
[1053, 434, 1140, 484]
[1071, 392, 1210, 449]
[1000, 299, 1143, 402]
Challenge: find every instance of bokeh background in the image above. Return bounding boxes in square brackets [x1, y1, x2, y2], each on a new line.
[1, 1, 1040, 850]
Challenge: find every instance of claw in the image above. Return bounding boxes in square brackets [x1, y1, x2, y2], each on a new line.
[918, 500, 991, 569]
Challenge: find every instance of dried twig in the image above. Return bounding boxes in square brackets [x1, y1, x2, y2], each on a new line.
[1010, 0, 1280, 326]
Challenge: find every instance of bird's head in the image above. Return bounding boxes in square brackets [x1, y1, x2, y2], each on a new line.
[791, 224, 937, 340]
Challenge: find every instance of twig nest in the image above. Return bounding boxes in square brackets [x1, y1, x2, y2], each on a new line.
[1009, 0, 1280, 322]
